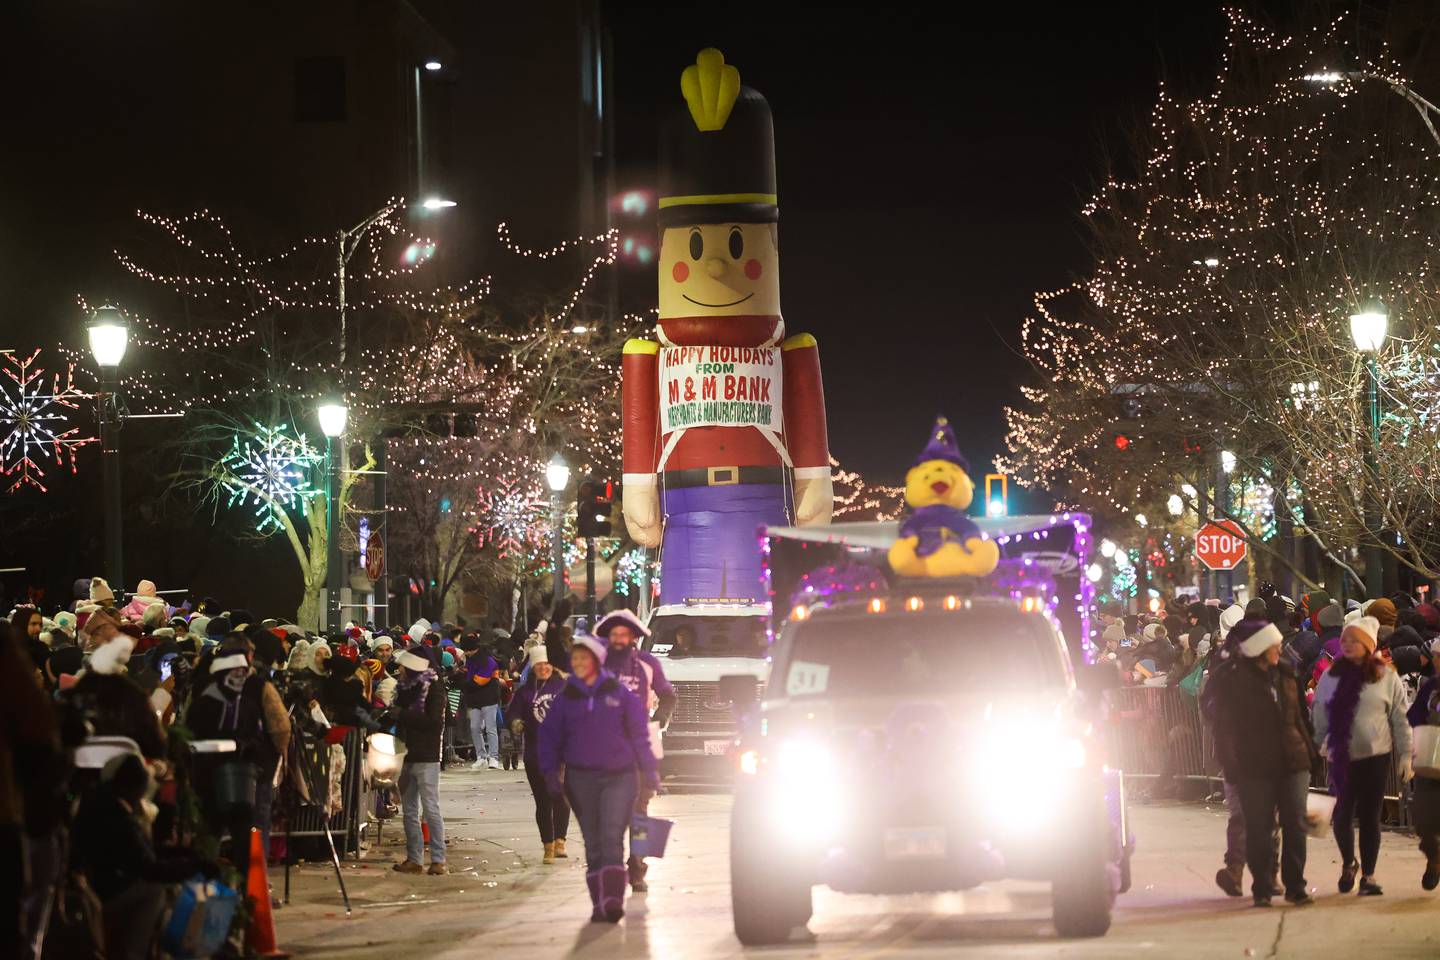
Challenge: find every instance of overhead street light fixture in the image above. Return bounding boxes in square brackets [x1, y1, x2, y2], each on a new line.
[424, 61, 443, 72]
[421, 196, 457, 210]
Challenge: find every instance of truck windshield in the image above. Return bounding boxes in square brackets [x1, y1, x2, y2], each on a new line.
[777, 608, 1066, 699]
[648, 616, 768, 659]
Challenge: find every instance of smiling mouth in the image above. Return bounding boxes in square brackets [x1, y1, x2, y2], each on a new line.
[930, 481, 951, 495]
[682, 293, 754, 308]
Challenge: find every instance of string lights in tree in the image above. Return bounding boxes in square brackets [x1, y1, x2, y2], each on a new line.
[219, 422, 323, 534]
[0, 350, 96, 494]
[1000, 7, 1440, 582]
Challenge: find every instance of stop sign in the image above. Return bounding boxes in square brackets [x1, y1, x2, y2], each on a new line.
[1195, 519, 1247, 570]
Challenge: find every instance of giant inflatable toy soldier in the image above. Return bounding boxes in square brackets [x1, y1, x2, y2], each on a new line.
[622, 48, 831, 625]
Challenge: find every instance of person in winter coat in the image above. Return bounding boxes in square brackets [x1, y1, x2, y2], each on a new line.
[539, 632, 659, 923]
[1313, 615, 1413, 896]
[1407, 639, 1440, 890]
[460, 641, 505, 770]
[1304, 603, 1346, 692]
[73, 754, 217, 960]
[119, 580, 165, 623]
[594, 609, 676, 892]
[392, 647, 448, 875]
[1208, 618, 1316, 907]
[510, 646, 571, 863]
[185, 641, 290, 876]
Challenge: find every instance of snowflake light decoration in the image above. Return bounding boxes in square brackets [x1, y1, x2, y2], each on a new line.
[0, 350, 97, 493]
[614, 547, 658, 598]
[475, 477, 547, 559]
[220, 422, 323, 533]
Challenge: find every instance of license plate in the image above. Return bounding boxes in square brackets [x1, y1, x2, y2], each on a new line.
[884, 827, 946, 861]
[703, 739, 730, 756]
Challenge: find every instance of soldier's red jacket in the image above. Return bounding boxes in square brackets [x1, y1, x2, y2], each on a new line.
[621, 315, 828, 481]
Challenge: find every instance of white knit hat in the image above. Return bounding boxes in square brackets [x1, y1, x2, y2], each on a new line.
[395, 649, 430, 672]
[211, 653, 249, 674]
[1218, 604, 1245, 637]
[1342, 616, 1380, 655]
[530, 646, 549, 665]
[1237, 622, 1283, 659]
[593, 609, 649, 639]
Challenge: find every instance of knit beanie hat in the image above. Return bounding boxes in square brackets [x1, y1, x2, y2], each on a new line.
[1264, 595, 1289, 626]
[188, 615, 211, 639]
[395, 649, 430, 672]
[1218, 604, 1245, 637]
[89, 577, 115, 604]
[1316, 603, 1344, 629]
[1304, 590, 1332, 616]
[1343, 616, 1380, 655]
[1244, 598, 1268, 619]
[1142, 622, 1168, 642]
[1367, 598, 1398, 629]
[134, 579, 158, 598]
[1232, 619, 1282, 659]
[141, 602, 167, 630]
[52, 610, 77, 640]
[1102, 622, 1126, 644]
[530, 645, 549, 665]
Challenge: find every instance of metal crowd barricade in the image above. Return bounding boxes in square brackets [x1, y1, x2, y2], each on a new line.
[1102, 683, 1411, 826]
[274, 727, 369, 856]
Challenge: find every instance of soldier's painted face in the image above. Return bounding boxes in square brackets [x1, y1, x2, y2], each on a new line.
[659, 222, 780, 319]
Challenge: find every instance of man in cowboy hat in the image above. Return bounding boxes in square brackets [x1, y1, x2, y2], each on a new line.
[593, 609, 677, 892]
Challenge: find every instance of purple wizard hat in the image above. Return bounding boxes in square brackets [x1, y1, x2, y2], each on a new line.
[915, 416, 970, 473]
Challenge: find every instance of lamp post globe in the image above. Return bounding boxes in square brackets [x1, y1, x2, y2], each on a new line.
[546, 453, 571, 493]
[318, 401, 348, 439]
[1350, 308, 1388, 353]
[87, 306, 130, 368]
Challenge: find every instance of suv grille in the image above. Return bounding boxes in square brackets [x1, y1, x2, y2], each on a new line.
[671, 680, 756, 732]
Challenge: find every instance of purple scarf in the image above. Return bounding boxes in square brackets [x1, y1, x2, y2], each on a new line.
[1325, 658, 1367, 796]
[398, 667, 437, 711]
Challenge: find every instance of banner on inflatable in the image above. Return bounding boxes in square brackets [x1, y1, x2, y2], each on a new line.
[659, 346, 781, 433]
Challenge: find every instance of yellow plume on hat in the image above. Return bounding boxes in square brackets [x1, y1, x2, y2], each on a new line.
[681, 48, 741, 132]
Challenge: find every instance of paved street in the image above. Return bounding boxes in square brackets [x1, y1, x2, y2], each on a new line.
[273, 768, 1440, 959]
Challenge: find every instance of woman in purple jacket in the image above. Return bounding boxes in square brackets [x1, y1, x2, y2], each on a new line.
[539, 632, 659, 923]
[509, 646, 570, 864]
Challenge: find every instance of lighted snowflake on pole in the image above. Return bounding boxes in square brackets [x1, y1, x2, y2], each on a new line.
[474, 477, 547, 559]
[0, 349, 97, 493]
[614, 547, 658, 598]
[220, 422, 324, 533]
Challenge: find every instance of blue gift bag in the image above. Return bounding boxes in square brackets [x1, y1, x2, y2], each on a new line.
[161, 876, 240, 958]
[630, 814, 674, 859]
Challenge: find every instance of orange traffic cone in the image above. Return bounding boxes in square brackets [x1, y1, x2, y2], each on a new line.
[246, 827, 290, 958]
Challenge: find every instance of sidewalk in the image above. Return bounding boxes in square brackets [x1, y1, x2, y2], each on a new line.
[274, 765, 574, 958]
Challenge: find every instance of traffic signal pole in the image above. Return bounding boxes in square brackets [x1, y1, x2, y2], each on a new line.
[586, 538, 597, 620]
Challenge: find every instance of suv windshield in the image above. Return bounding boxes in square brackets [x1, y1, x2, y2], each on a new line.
[777, 607, 1067, 699]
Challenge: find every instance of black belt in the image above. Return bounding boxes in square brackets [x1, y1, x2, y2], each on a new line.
[663, 466, 786, 489]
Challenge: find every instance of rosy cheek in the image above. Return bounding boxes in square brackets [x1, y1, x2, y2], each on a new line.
[672, 261, 690, 283]
[744, 259, 762, 280]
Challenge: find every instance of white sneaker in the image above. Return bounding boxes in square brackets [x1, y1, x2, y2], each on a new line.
[469, 760, 486, 771]
[488, 758, 502, 770]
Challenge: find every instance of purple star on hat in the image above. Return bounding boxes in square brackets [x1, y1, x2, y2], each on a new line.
[915, 416, 970, 473]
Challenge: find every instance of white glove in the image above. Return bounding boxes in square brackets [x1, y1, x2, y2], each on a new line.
[623, 483, 662, 547]
[793, 472, 834, 526]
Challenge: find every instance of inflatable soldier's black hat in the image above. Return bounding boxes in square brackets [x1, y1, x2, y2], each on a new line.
[658, 49, 777, 228]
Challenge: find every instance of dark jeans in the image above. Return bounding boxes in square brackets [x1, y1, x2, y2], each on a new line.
[1334, 753, 1389, 876]
[565, 767, 637, 870]
[524, 757, 570, 844]
[255, 774, 275, 861]
[1224, 778, 1279, 872]
[1414, 778, 1440, 861]
[1234, 770, 1309, 897]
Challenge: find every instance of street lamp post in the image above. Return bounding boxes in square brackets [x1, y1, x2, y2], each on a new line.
[546, 454, 571, 617]
[1306, 70, 1440, 151]
[319, 401, 348, 631]
[88, 308, 129, 591]
[1351, 308, 1388, 599]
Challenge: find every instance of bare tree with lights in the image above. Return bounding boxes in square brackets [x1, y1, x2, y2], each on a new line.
[1002, 7, 1440, 596]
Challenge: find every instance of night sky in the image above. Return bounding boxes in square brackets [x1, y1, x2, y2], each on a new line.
[605, 3, 1236, 495]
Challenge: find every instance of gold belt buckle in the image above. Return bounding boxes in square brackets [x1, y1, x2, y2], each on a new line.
[707, 466, 740, 486]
